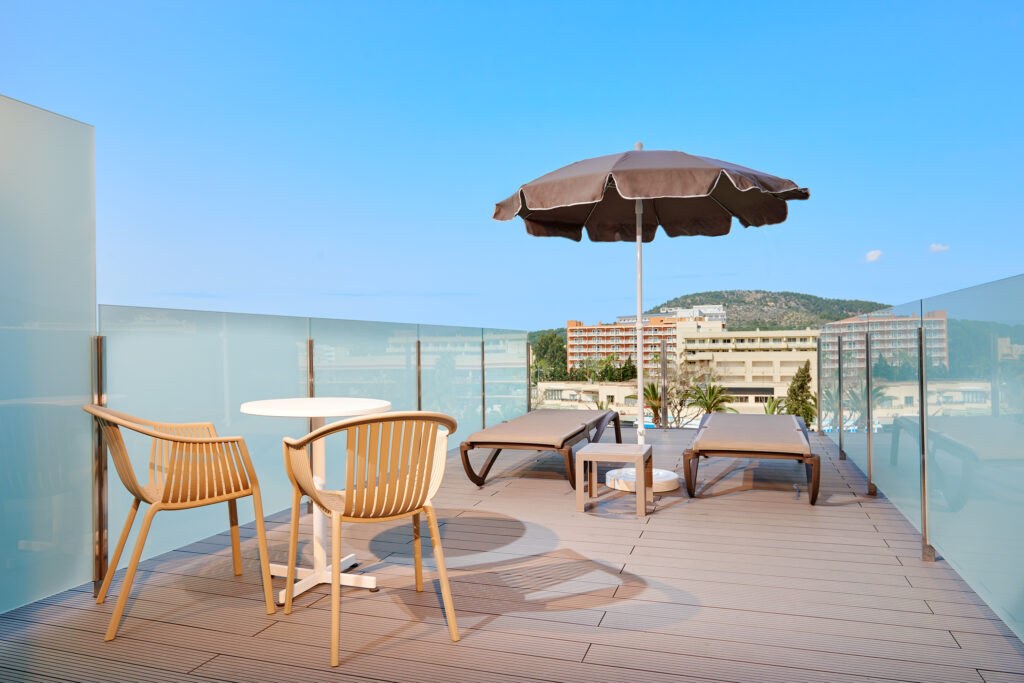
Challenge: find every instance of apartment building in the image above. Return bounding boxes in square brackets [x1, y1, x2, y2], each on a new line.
[566, 305, 727, 371]
[819, 310, 950, 375]
[557, 305, 819, 420]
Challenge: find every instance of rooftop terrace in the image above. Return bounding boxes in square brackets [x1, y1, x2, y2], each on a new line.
[4, 428, 1022, 683]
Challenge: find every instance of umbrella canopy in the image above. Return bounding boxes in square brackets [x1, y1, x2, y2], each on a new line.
[495, 148, 809, 241]
[496, 146, 809, 443]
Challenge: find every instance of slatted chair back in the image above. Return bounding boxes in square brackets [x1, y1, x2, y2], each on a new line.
[283, 411, 456, 521]
[84, 405, 255, 508]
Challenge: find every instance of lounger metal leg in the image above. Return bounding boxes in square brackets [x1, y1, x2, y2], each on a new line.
[460, 445, 501, 487]
[683, 450, 700, 498]
[561, 447, 578, 489]
[805, 455, 821, 505]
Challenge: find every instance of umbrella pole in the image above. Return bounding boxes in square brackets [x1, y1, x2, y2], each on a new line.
[635, 199, 645, 445]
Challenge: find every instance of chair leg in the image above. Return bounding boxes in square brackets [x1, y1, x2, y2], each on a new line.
[249, 488, 276, 615]
[227, 499, 242, 576]
[424, 505, 459, 642]
[284, 487, 302, 615]
[104, 503, 159, 641]
[96, 498, 139, 604]
[412, 513, 423, 592]
[330, 512, 342, 667]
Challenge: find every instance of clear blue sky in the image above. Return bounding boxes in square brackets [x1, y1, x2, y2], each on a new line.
[3, 1, 1022, 330]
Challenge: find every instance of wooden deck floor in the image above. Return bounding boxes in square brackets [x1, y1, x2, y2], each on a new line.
[3, 428, 1024, 682]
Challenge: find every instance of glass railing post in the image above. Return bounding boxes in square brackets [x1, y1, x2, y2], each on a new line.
[660, 339, 668, 428]
[917, 327, 936, 561]
[816, 338, 822, 432]
[416, 339, 423, 411]
[480, 338, 486, 428]
[306, 337, 315, 514]
[526, 342, 532, 412]
[91, 335, 107, 597]
[865, 332, 876, 496]
[838, 335, 845, 459]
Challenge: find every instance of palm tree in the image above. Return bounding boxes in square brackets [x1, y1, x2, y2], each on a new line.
[763, 396, 785, 415]
[683, 383, 738, 414]
[643, 382, 663, 428]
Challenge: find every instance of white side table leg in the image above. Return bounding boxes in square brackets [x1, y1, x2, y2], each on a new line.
[311, 417, 327, 576]
[268, 415, 376, 604]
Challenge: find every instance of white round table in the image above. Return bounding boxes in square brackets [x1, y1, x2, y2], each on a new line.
[240, 397, 391, 603]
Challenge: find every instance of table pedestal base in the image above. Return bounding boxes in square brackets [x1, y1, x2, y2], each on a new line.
[269, 557, 378, 605]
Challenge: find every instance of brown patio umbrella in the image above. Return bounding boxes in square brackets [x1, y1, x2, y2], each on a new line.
[495, 144, 809, 442]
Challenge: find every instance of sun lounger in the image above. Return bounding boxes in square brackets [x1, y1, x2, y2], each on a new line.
[459, 409, 621, 488]
[683, 413, 820, 504]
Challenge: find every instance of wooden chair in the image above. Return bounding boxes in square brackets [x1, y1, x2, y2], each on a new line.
[83, 405, 276, 641]
[281, 411, 459, 666]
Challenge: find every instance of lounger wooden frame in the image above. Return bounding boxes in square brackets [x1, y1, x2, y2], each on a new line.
[684, 414, 821, 505]
[281, 411, 459, 667]
[82, 405, 276, 641]
[459, 410, 622, 489]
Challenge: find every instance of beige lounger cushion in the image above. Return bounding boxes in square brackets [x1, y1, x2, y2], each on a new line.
[693, 413, 810, 456]
[465, 409, 611, 449]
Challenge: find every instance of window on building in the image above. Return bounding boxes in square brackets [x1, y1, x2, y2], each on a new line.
[624, 397, 637, 406]
[754, 395, 771, 403]
[544, 390, 563, 400]
[904, 396, 914, 406]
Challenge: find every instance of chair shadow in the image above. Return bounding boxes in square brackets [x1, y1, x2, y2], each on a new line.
[337, 512, 699, 660]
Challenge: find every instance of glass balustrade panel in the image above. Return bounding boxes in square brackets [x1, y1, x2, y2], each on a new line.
[98, 305, 308, 563]
[484, 328, 528, 426]
[310, 317, 417, 412]
[864, 300, 924, 530]
[922, 274, 1024, 641]
[418, 325, 483, 437]
[841, 330, 869, 474]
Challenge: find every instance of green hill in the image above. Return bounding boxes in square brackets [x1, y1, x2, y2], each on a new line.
[648, 290, 887, 331]
[527, 328, 566, 345]
[530, 290, 888, 339]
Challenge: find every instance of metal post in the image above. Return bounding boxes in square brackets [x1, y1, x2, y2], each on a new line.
[306, 338, 314, 514]
[91, 335, 107, 597]
[659, 339, 668, 429]
[416, 339, 422, 411]
[526, 342, 532, 412]
[635, 197, 645, 445]
[865, 333, 877, 496]
[918, 327, 936, 561]
[816, 337, 823, 433]
[837, 335, 845, 460]
[991, 332, 1000, 417]
[481, 339, 486, 429]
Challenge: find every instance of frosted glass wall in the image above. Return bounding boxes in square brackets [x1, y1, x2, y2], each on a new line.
[0, 96, 95, 613]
